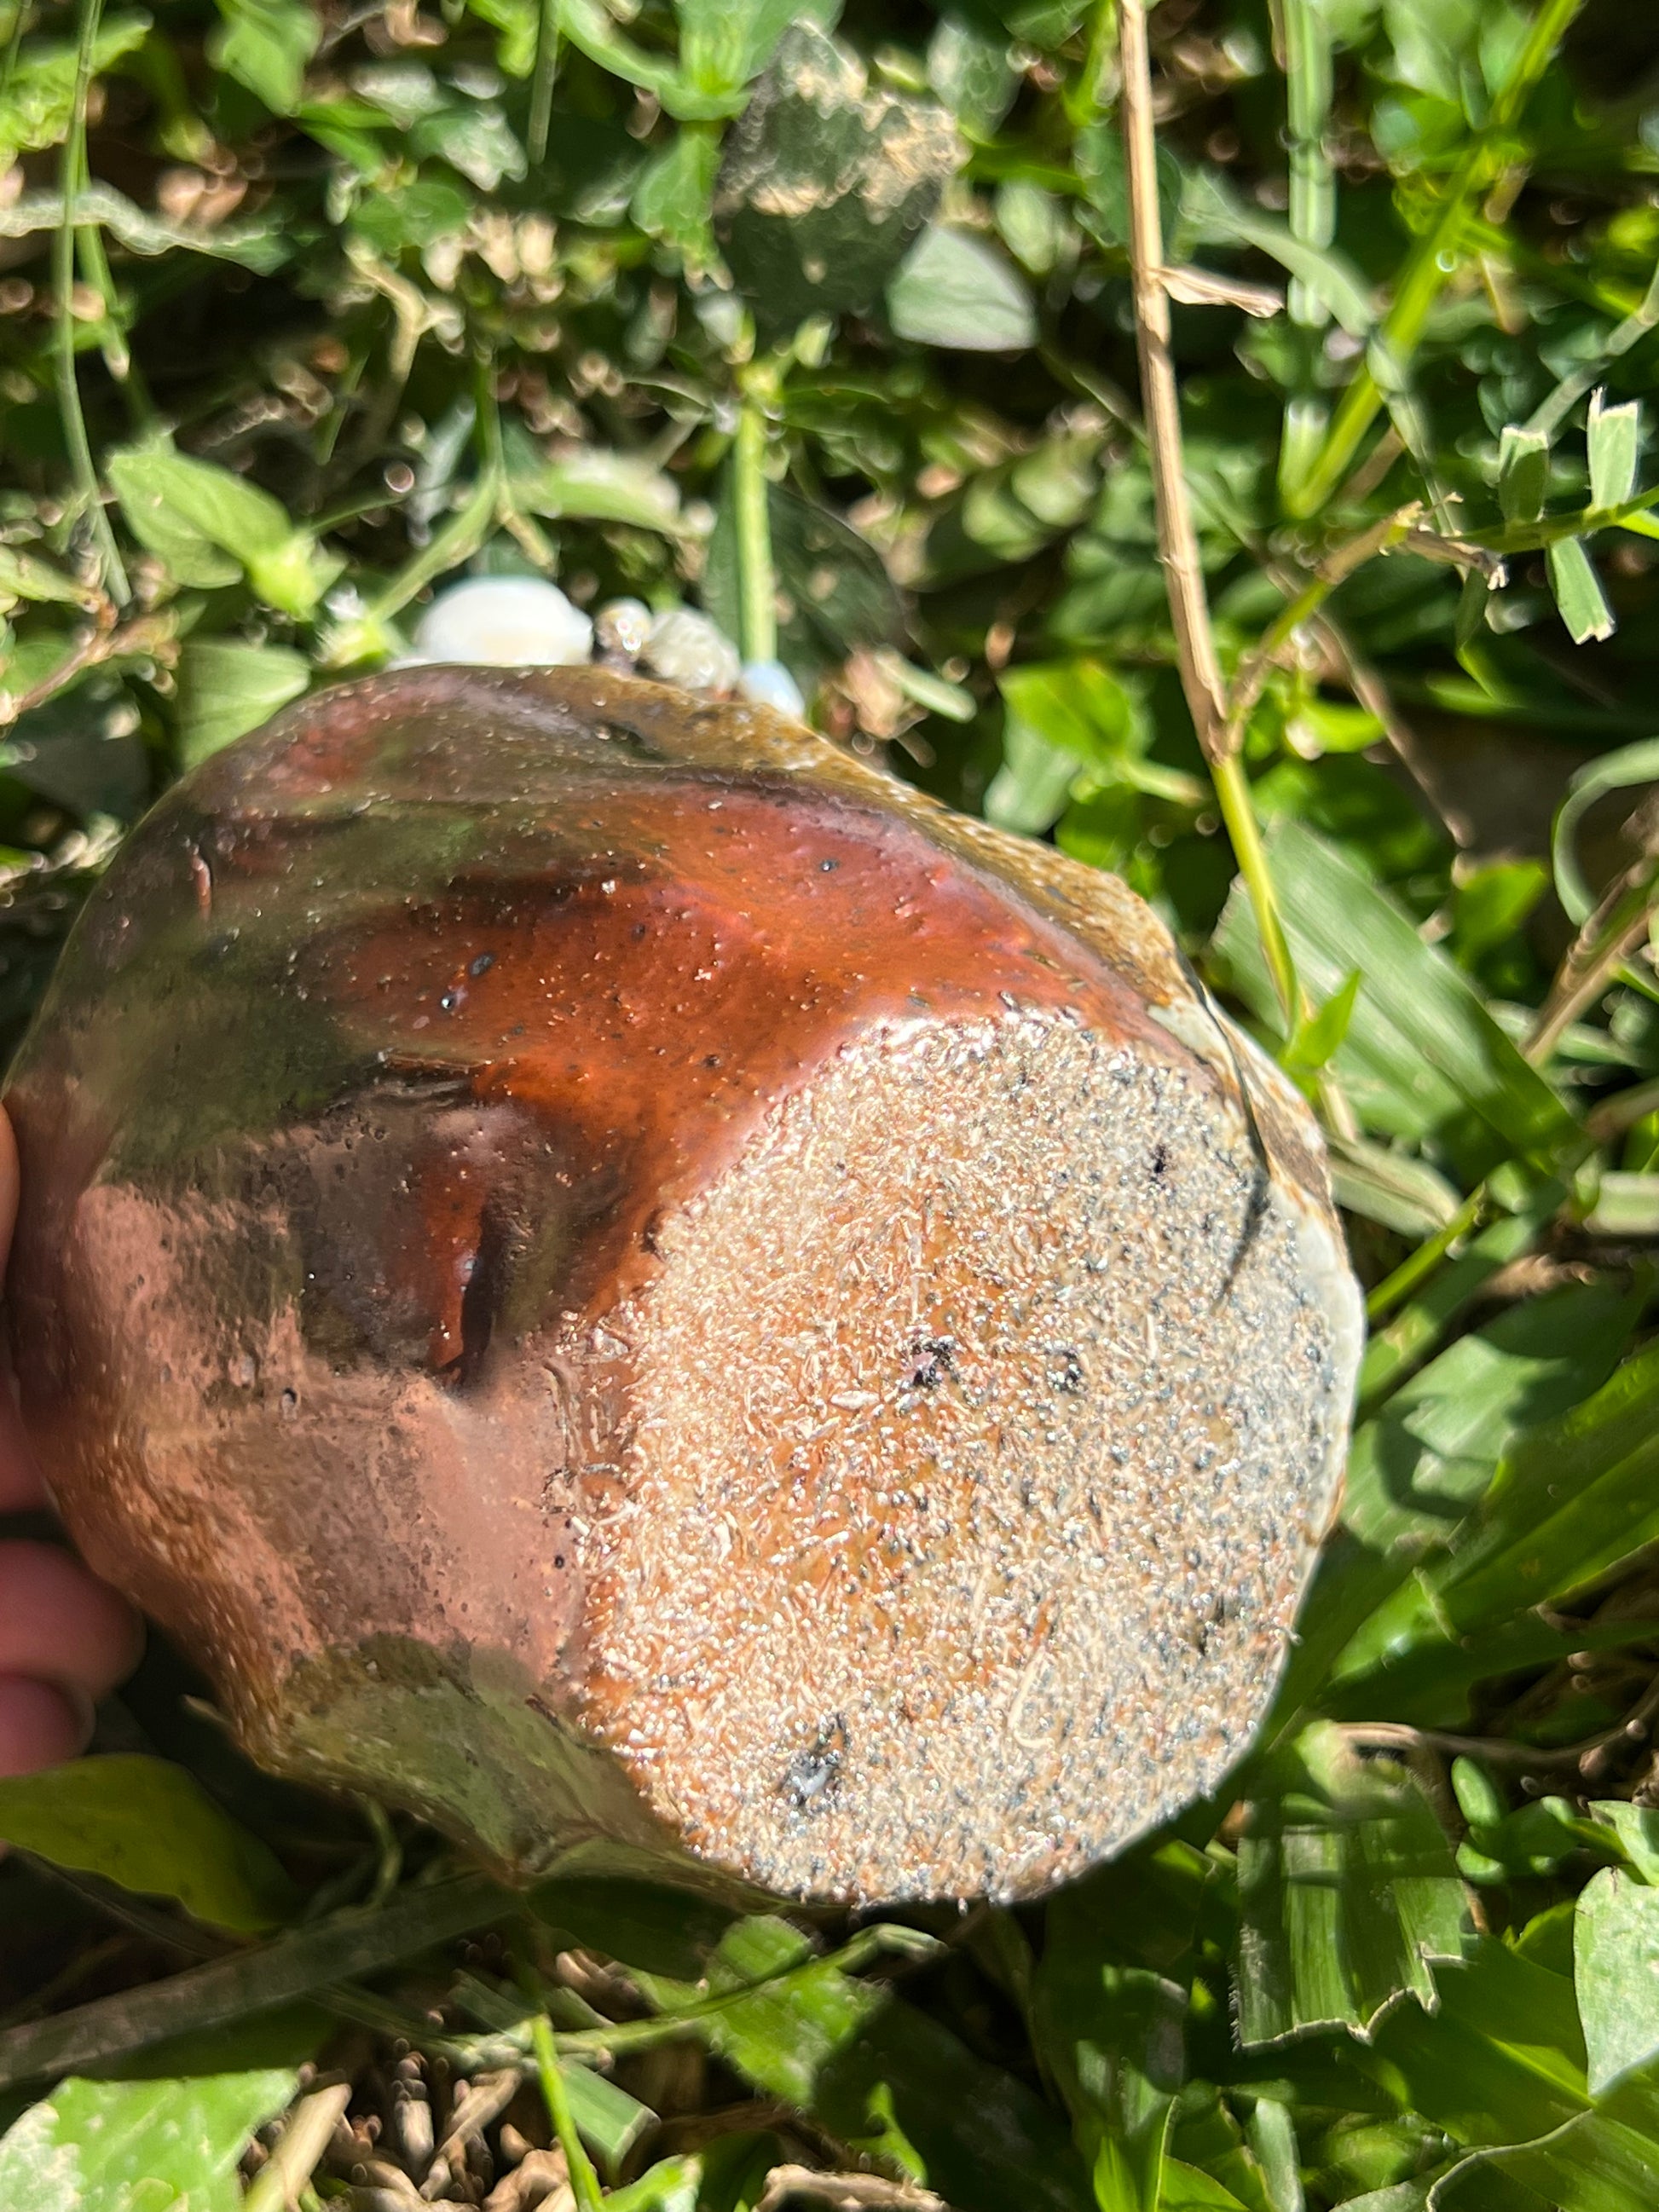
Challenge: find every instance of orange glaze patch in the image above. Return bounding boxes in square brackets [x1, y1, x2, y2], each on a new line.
[291, 777, 1163, 1330]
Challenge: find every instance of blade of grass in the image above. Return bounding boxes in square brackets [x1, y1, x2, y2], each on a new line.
[0, 0, 29, 108]
[733, 369, 778, 666]
[1275, 0, 1334, 506]
[0, 1874, 512, 2090]
[1287, 0, 1588, 520]
[531, 2013, 605, 2212]
[1527, 262, 1659, 442]
[529, 0, 560, 165]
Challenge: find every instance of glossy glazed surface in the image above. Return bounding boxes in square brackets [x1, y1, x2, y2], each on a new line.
[6, 667, 1361, 1899]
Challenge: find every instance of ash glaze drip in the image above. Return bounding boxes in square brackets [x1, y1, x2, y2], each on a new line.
[5, 665, 1361, 1903]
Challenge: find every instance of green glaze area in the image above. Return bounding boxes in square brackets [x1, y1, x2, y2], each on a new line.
[13, 794, 504, 1187]
[255, 1634, 675, 1882]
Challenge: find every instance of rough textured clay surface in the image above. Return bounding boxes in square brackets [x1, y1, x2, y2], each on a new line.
[5, 666, 1362, 1903]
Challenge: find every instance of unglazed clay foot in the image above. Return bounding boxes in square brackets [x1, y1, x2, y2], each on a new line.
[5, 667, 1361, 1902]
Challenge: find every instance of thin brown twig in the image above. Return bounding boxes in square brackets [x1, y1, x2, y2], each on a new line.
[1223, 505, 1423, 747]
[1587, 1074, 1659, 1141]
[0, 605, 179, 726]
[1116, 0, 1302, 1021]
[1342, 1669, 1659, 1782]
[1309, 612, 1477, 849]
[1526, 850, 1659, 1065]
[754, 2169, 949, 2212]
[1116, 0, 1228, 762]
[421, 2068, 526, 2200]
[245, 2082, 354, 2212]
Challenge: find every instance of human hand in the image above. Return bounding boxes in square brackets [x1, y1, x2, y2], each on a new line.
[0, 1105, 142, 1775]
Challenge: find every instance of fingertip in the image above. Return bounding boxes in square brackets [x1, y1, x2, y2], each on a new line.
[0, 1674, 90, 1776]
[0, 1541, 144, 1696]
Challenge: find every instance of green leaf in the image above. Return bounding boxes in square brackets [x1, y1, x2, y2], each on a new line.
[1283, 970, 1361, 1080]
[1585, 1170, 1659, 1237]
[1213, 820, 1580, 1170]
[1575, 1869, 1659, 2097]
[554, 0, 709, 115]
[174, 640, 310, 768]
[1368, 1934, 1587, 2151]
[1234, 1726, 1472, 2049]
[985, 658, 1195, 835]
[1546, 537, 1615, 645]
[108, 443, 242, 588]
[560, 2063, 658, 2175]
[642, 1915, 883, 2110]
[714, 23, 960, 332]
[1498, 424, 1549, 525]
[1183, 168, 1373, 337]
[1342, 1279, 1640, 1560]
[409, 102, 527, 191]
[676, 0, 810, 101]
[350, 178, 471, 255]
[348, 57, 447, 127]
[604, 2156, 704, 2212]
[1158, 2161, 1251, 2209]
[631, 124, 720, 252]
[0, 2066, 298, 2212]
[1590, 1802, 1659, 1885]
[209, 0, 318, 114]
[0, 546, 102, 612]
[0, 1874, 508, 2088]
[634, 1916, 1090, 2212]
[927, 14, 1020, 137]
[512, 448, 685, 534]
[702, 480, 901, 687]
[887, 222, 1037, 352]
[0, 13, 151, 167]
[0, 1755, 296, 1933]
[1033, 1882, 1186, 2208]
[1587, 390, 1640, 513]
[995, 180, 1071, 275]
[1327, 1135, 1461, 1239]
[108, 437, 338, 617]
[1428, 1339, 1659, 1635]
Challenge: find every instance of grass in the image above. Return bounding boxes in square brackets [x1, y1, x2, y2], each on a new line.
[4, 0, 1659, 2205]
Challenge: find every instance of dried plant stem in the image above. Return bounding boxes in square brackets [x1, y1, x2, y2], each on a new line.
[55, 0, 128, 604]
[1116, 0, 1225, 755]
[1344, 1668, 1659, 1781]
[1224, 505, 1422, 746]
[1525, 853, 1659, 1066]
[1116, 0, 1298, 1025]
[754, 2169, 947, 2212]
[244, 2083, 353, 2212]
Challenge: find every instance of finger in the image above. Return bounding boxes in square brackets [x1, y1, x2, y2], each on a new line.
[0, 1541, 143, 1696]
[0, 1106, 43, 1516]
[0, 1676, 89, 1776]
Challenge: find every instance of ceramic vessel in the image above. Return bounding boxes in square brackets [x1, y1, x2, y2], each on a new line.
[5, 666, 1361, 1902]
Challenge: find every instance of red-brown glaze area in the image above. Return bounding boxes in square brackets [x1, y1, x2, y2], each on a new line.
[302, 777, 1162, 1325]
